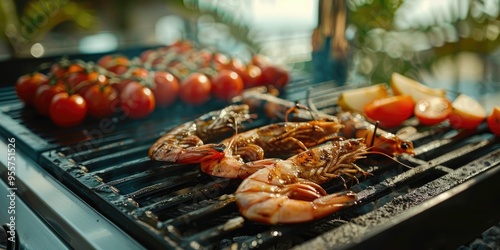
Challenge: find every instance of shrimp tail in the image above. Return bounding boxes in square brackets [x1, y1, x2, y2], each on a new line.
[152, 143, 226, 163]
[239, 190, 357, 224]
[313, 190, 357, 212]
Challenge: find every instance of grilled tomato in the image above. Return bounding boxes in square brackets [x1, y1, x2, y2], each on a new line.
[414, 96, 453, 126]
[364, 95, 415, 128]
[487, 106, 500, 136]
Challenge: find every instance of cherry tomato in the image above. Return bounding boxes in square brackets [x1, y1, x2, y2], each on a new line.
[213, 53, 230, 70]
[487, 106, 500, 136]
[49, 92, 87, 127]
[241, 64, 264, 88]
[112, 67, 150, 95]
[34, 83, 65, 116]
[50, 61, 86, 79]
[97, 54, 130, 75]
[49, 62, 67, 79]
[168, 40, 193, 53]
[48, 62, 88, 93]
[120, 81, 155, 119]
[15, 72, 49, 106]
[225, 58, 246, 78]
[79, 72, 108, 94]
[364, 95, 415, 128]
[151, 71, 180, 107]
[66, 70, 107, 94]
[82, 84, 119, 118]
[129, 67, 150, 80]
[139, 49, 156, 63]
[211, 70, 244, 102]
[179, 72, 212, 105]
[414, 97, 453, 126]
[65, 72, 88, 91]
[261, 64, 290, 89]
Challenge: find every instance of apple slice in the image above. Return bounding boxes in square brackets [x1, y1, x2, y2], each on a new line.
[337, 83, 389, 113]
[390, 73, 446, 102]
[449, 93, 486, 130]
[487, 106, 500, 136]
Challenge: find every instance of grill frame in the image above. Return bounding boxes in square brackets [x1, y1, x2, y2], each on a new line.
[1, 78, 499, 249]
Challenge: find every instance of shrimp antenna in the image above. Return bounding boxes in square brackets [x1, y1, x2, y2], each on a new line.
[360, 150, 414, 170]
[305, 86, 328, 120]
[304, 102, 319, 121]
[284, 101, 318, 122]
[284, 102, 296, 122]
[284, 101, 305, 122]
[225, 117, 240, 155]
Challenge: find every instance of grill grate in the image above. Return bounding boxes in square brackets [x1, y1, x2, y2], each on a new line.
[1, 78, 499, 249]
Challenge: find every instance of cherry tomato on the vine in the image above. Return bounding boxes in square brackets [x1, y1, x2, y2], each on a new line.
[168, 40, 193, 53]
[82, 84, 119, 119]
[179, 72, 212, 106]
[139, 49, 156, 63]
[129, 67, 150, 80]
[151, 71, 179, 107]
[15, 72, 49, 106]
[211, 70, 244, 102]
[97, 54, 130, 75]
[120, 81, 155, 119]
[34, 83, 65, 116]
[261, 64, 290, 89]
[213, 53, 230, 70]
[49, 92, 87, 127]
[50, 61, 86, 79]
[225, 58, 246, 78]
[112, 68, 149, 95]
[241, 64, 264, 88]
[66, 70, 108, 94]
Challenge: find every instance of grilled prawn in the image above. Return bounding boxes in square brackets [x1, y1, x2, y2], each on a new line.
[235, 138, 372, 224]
[200, 120, 343, 178]
[148, 104, 252, 164]
[336, 112, 415, 156]
[241, 91, 415, 156]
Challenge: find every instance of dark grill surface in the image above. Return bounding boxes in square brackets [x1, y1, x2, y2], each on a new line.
[0, 77, 499, 249]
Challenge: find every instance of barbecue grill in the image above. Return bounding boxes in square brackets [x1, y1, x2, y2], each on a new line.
[0, 64, 499, 249]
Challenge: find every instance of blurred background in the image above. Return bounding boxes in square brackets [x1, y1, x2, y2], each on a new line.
[1, 0, 499, 107]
